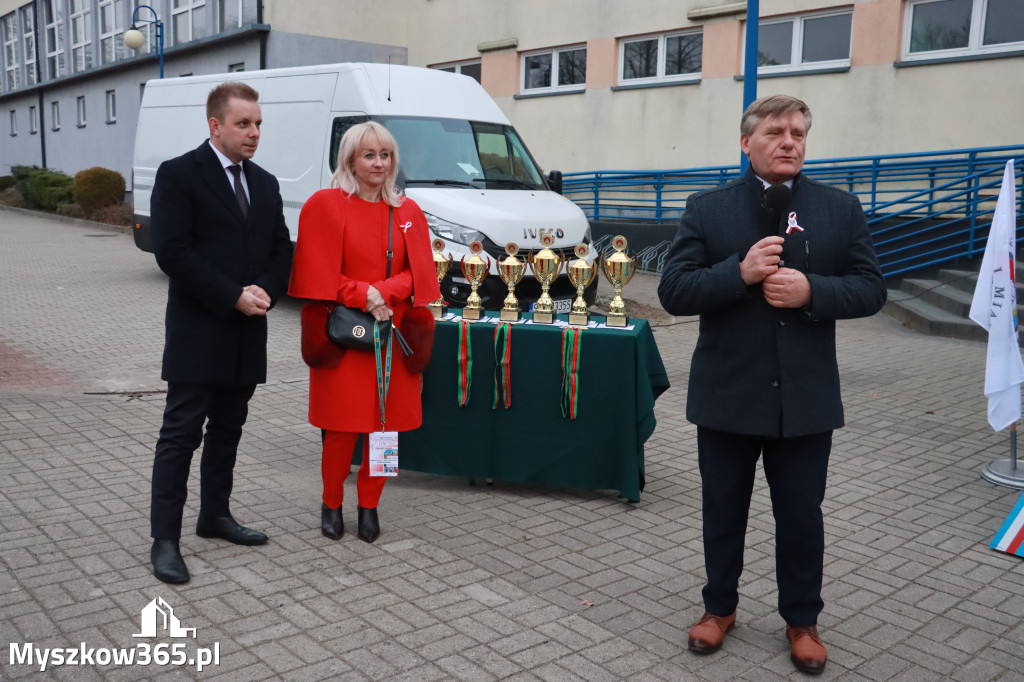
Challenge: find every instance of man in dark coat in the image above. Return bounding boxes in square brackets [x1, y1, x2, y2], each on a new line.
[658, 94, 886, 674]
[148, 82, 293, 584]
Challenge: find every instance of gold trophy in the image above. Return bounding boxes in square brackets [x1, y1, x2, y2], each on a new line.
[601, 235, 637, 327]
[567, 243, 598, 327]
[459, 240, 490, 321]
[528, 233, 564, 324]
[498, 242, 525, 322]
[429, 238, 453, 319]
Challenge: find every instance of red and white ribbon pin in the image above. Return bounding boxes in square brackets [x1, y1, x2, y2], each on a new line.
[785, 212, 804, 235]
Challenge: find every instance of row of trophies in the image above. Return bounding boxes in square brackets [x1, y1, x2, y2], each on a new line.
[429, 233, 637, 327]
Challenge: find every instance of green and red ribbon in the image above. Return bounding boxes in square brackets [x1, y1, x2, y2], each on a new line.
[561, 326, 583, 420]
[457, 320, 473, 407]
[492, 322, 512, 410]
[374, 322, 393, 430]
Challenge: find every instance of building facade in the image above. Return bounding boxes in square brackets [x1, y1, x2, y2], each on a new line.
[1, 0, 1022, 183]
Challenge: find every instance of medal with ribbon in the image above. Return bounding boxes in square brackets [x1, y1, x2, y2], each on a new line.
[561, 327, 583, 420]
[492, 322, 512, 410]
[457, 319, 473, 406]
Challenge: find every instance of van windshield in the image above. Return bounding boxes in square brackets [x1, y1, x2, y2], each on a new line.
[330, 115, 547, 191]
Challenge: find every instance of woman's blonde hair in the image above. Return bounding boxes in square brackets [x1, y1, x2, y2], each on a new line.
[331, 121, 403, 207]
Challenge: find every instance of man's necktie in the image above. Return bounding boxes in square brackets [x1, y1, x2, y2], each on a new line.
[229, 164, 249, 218]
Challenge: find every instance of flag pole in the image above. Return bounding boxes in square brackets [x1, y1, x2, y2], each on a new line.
[982, 422, 1024, 488]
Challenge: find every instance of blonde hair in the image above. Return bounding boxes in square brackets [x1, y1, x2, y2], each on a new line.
[740, 94, 813, 137]
[331, 121, 403, 207]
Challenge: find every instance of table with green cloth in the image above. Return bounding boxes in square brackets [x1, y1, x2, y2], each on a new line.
[397, 313, 670, 501]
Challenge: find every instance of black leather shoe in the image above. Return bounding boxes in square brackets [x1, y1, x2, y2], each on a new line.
[357, 506, 380, 543]
[321, 503, 344, 540]
[195, 514, 268, 545]
[151, 539, 190, 584]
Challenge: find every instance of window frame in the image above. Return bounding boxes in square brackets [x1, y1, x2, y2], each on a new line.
[51, 99, 60, 130]
[171, 0, 207, 46]
[29, 104, 37, 133]
[902, 0, 1024, 60]
[105, 89, 116, 123]
[76, 94, 86, 127]
[44, 0, 65, 80]
[69, 0, 93, 73]
[430, 59, 482, 84]
[98, 0, 125, 66]
[130, 1, 153, 54]
[618, 30, 703, 86]
[20, 5, 37, 86]
[9, 108, 16, 136]
[753, 9, 854, 75]
[227, 61, 245, 72]
[2, 12, 20, 92]
[520, 44, 587, 95]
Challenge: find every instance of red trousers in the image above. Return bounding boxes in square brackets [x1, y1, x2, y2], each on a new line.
[322, 431, 387, 510]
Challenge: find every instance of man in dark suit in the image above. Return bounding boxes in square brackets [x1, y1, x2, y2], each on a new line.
[658, 95, 886, 674]
[149, 82, 293, 584]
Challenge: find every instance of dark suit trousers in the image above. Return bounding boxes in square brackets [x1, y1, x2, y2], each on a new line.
[697, 426, 832, 627]
[150, 382, 256, 539]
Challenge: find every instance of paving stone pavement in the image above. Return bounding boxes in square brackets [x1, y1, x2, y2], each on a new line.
[2, 206, 1023, 681]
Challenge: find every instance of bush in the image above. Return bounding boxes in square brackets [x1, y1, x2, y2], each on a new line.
[74, 166, 126, 215]
[56, 202, 87, 218]
[0, 187, 24, 207]
[22, 168, 74, 211]
[90, 202, 133, 227]
[0, 175, 14, 191]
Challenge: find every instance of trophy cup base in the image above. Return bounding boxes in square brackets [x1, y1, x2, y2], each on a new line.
[429, 305, 447, 319]
[500, 309, 521, 322]
[605, 314, 628, 327]
[568, 312, 589, 327]
[532, 310, 555, 324]
[461, 307, 483, 321]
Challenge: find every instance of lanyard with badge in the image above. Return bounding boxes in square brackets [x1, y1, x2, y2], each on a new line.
[369, 207, 399, 477]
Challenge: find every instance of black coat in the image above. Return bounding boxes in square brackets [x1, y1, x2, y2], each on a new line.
[658, 169, 886, 437]
[151, 141, 293, 385]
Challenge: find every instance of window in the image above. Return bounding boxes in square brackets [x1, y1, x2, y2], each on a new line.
[521, 45, 586, 93]
[99, 0, 126, 65]
[9, 109, 16, 135]
[2, 13, 20, 91]
[227, 61, 245, 72]
[43, 0, 65, 80]
[904, 0, 1024, 59]
[70, 0, 93, 72]
[172, 0, 206, 45]
[219, 0, 255, 30]
[755, 11, 852, 73]
[432, 59, 482, 84]
[51, 100, 60, 130]
[29, 104, 37, 133]
[130, 1, 153, 54]
[620, 31, 702, 84]
[20, 5, 36, 85]
[76, 95, 85, 127]
[105, 90, 116, 122]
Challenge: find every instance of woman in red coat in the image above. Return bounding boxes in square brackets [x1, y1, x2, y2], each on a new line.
[288, 121, 440, 542]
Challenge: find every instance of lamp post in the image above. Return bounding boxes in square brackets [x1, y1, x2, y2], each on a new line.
[123, 4, 164, 79]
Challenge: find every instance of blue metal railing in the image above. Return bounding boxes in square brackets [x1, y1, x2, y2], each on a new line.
[564, 145, 1024, 277]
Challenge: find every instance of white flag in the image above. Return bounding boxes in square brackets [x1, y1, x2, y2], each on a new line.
[969, 160, 1024, 431]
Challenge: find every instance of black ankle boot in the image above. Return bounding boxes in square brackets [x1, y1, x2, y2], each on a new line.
[357, 506, 379, 543]
[321, 503, 343, 540]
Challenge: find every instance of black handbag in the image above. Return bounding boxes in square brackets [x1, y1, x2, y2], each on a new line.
[325, 207, 412, 356]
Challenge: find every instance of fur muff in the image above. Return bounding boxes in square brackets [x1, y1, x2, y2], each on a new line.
[399, 305, 436, 374]
[300, 301, 344, 369]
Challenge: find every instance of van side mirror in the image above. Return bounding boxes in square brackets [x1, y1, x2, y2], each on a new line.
[547, 170, 563, 195]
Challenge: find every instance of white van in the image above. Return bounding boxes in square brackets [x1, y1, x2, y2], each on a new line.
[131, 62, 595, 311]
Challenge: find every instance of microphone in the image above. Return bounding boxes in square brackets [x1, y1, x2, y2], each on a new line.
[764, 184, 791, 236]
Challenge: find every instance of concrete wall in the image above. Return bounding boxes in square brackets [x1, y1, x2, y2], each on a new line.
[265, 31, 406, 69]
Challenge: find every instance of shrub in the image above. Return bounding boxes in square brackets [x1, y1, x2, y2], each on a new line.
[57, 202, 87, 218]
[73, 166, 126, 215]
[0, 175, 14, 191]
[0, 187, 24, 207]
[90, 202, 133, 227]
[22, 168, 74, 211]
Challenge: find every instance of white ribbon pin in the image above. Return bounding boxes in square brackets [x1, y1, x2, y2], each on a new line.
[399, 221, 413, 234]
[785, 212, 804, 235]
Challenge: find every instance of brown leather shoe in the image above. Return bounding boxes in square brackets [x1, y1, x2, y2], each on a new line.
[787, 625, 827, 674]
[687, 611, 736, 654]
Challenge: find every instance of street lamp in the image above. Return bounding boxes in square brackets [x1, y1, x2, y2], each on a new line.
[123, 4, 164, 79]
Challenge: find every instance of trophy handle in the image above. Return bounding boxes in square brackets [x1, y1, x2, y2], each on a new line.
[585, 263, 599, 287]
[623, 256, 638, 286]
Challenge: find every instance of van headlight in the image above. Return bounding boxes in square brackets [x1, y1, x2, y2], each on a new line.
[424, 212, 484, 246]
